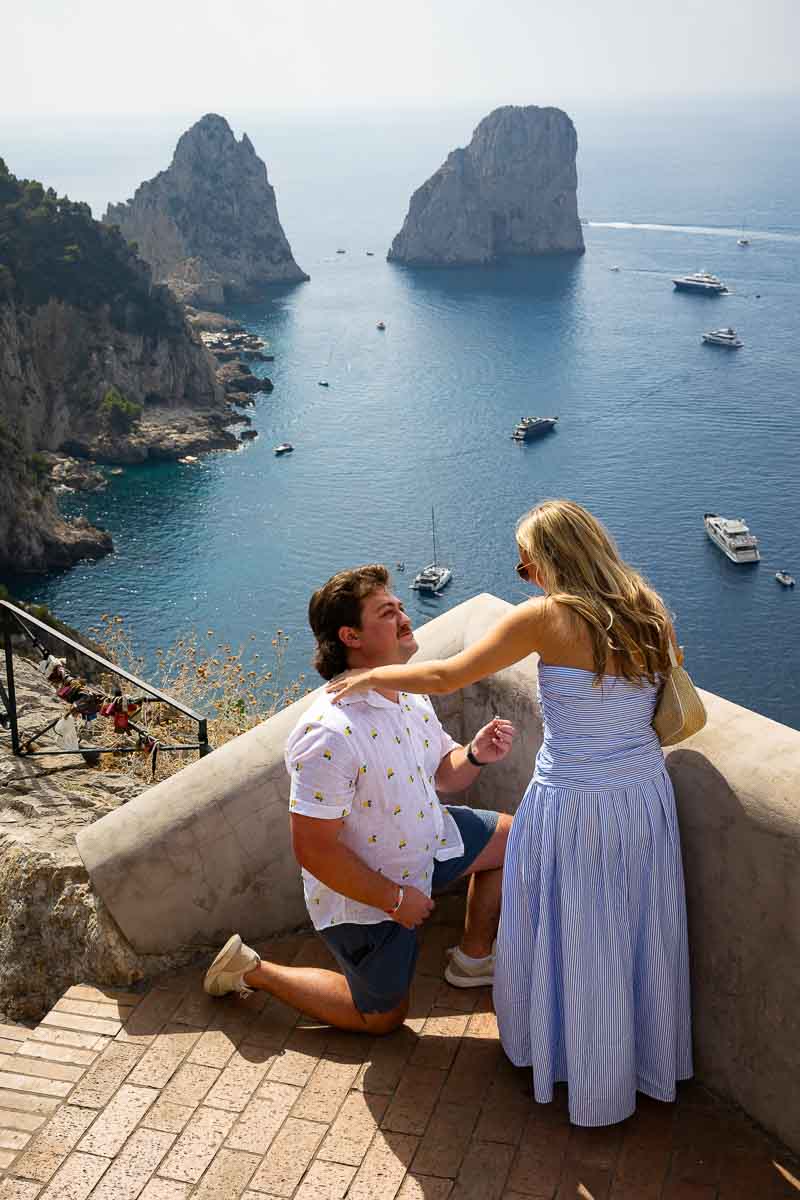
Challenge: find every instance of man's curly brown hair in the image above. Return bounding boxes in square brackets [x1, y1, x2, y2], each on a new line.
[308, 564, 390, 680]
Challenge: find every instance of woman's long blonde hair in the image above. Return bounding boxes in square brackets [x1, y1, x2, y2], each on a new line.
[516, 499, 672, 684]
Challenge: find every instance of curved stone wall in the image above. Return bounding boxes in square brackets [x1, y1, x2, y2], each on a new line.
[77, 593, 800, 1152]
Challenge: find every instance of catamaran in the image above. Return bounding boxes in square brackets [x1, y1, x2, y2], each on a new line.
[411, 509, 452, 594]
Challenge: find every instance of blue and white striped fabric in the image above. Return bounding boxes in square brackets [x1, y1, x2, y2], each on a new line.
[494, 664, 693, 1127]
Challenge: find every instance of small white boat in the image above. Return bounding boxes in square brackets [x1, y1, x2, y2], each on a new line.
[178, 455, 198, 464]
[273, 443, 294, 456]
[376, 321, 386, 331]
[702, 327, 743, 348]
[411, 509, 452, 594]
[318, 380, 329, 387]
[737, 237, 750, 247]
[776, 571, 795, 588]
[609, 265, 620, 272]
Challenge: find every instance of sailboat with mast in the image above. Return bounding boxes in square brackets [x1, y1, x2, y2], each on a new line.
[410, 509, 452, 594]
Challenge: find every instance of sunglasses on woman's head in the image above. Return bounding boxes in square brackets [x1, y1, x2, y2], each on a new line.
[515, 560, 535, 582]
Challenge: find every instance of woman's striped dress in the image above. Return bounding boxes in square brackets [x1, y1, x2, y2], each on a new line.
[494, 664, 693, 1127]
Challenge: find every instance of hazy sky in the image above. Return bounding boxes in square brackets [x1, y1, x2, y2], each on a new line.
[2, 0, 798, 117]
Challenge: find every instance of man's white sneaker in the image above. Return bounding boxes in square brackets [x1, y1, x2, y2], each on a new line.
[203, 934, 260, 997]
[444, 945, 495, 988]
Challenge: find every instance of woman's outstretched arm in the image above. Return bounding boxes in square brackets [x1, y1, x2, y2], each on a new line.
[327, 597, 546, 699]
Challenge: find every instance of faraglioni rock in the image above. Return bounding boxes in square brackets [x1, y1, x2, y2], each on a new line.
[388, 105, 584, 266]
[104, 114, 308, 307]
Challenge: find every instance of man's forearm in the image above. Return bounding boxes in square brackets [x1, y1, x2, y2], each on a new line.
[434, 745, 482, 793]
[298, 841, 400, 911]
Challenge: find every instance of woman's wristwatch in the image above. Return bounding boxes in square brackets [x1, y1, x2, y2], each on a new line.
[466, 741, 489, 767]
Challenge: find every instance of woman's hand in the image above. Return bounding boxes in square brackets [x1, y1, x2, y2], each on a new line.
[470, 717, 516, 764]
[326, 668, 376, 702]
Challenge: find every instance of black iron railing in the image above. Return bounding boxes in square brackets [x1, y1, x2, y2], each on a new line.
[0, 599, 210, 763]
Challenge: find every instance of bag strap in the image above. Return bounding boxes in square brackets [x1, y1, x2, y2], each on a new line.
[667, 642, 680, 669]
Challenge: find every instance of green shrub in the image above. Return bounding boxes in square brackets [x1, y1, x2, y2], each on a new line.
[100, 386, 142, 434]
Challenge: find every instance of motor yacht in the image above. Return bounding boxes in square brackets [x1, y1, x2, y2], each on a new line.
[776, 571, 795, 588]
[511, 416, 559, 442]
[273, 443, 294, 456]
[704, 513, 760, 563]
[702, 328, 743, 348]
[673, 271, 728, 294]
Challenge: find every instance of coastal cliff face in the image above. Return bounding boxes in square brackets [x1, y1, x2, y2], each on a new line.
[388, 105, 584, 266]
[0, 159, 228, 573]
[104, 114, 308, 307]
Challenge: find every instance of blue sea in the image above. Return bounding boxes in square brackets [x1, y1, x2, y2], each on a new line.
[3, 97, 800, 728]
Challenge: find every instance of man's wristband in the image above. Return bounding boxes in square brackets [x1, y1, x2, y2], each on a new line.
[385, 886, 404, 916]
[466, 741, 489, 767]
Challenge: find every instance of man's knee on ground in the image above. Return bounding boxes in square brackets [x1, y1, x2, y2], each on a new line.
[363, 998, 408, 1035]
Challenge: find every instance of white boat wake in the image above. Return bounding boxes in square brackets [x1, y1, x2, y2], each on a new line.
[588, 221, 800, 243]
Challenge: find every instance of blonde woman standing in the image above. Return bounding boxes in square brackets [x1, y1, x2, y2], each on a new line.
[328, 500, 692, 1126]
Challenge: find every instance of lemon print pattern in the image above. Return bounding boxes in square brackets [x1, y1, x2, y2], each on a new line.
[368, 834, 377, 843]
[402, 869, 410, 879]
[313, 790, 324, 801]
[387, 768, 395, 779]
[323, 749, 332, 761]
[370, 728, 378, 739]
[362, 798, 372, 808]
[344, 725, 352, 735]
[359, 764, 367, 775]
[399, 839, 407, 849]
[393, 805, 402, 816]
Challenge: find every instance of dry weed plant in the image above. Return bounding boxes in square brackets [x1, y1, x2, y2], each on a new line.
[85, 614, 312, 784]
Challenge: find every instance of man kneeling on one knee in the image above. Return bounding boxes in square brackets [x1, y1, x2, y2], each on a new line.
[205, 565, 515, 1034]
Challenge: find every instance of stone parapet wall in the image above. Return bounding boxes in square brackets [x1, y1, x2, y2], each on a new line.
[77, 593, 800, 1152]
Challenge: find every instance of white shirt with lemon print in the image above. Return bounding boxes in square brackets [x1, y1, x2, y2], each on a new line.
[285, 689, 464, 931]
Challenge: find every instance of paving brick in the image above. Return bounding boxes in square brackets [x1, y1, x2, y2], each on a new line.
[668, 1143, 722, 1188]
[356, 1027, 418, 1097]
[226, 1082, 300, 1154]
[608, 1180, 663, 1199]
[554, 1161, 612, 1200]
[68, 1041, 143, 1110]
[0, 1092, 60, 1118]
[157, 1105, 237, 1183]
[294, 1160, 357, 1200]
[0, 1129, 31, 1151]
[474, 1074, 532, 1146]
[0, 1039, 21, 1056]
[347, 1129, 419, 1200]
[505, 1118, 570, 1197]
[247, 1117, 327, 1197]
[0, 1073, 72, 1100]
[439, 1041, 501, 1107]
[0, 1027, 28, 1044]
[138, 1181, 190, 1200]
[406, 976, 441, 1033]
[138, 1180, 190, 1200]
[463, 1011, 499, 1040]
[36, 1150, 109, 1199]
[318, 1091, 390, 1166]
[63, 987, 143, 1008]
[18, 1042, 97, 1069]
[0, 1149, 18, 1170]
[397, 1175, 454, 1200]
[116, 990, 183, 1045]
[126, 1025, 202, 1090]
[660, 1182, 717, 1200]
[11, 1104, 96, 1184]
[186, 1019, 248, 1070]
[0, 1107, 46, 1133]
[140, 1098, 195, 1136]
[411, 1100, 480, 1179]
[0, 1178, 42, 1199]
[192, 1148, 262, 1200]
[77, 1084, 159, 1157]
[244, 997, 298, 1050]
[382, 1066, 447, 1136]
[266, 1036, 321, 1088]
[54, 999, 135, 1022]
[40, 1011, 121, 1040]
[0, 1054, 83, 1085]
[168, 990, 220, 1031]
[160, 1063, 220, 1108]
[203, 1047, 274, 1113]
[28, 1028, 104, 1054]
[410, 1015, 469, 1072]
[450, 1142, 515, 1200]
[85, 1127, 175, 1200]
[291, 1057, 360, 1124]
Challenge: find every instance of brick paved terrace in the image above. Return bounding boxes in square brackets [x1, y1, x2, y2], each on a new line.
[1, 896, 799, 1200]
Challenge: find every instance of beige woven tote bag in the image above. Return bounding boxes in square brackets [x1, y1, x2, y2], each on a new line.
[653, 643, 707, 747]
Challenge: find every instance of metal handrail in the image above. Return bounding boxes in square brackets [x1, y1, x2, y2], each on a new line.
[0, 598, 210, 760]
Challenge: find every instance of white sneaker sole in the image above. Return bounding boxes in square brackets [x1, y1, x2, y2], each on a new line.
[203, 933, 243, 996]
[444, 961, 494, 989]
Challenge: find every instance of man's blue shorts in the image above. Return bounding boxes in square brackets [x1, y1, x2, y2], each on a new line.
[318, 805, 500, 1014]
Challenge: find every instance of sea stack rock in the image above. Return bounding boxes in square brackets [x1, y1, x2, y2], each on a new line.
[388, 105, 584, 266]
[104, 114, 308, 307]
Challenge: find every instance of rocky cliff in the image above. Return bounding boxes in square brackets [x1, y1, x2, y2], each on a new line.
[104, 114, 308, 307]
[0, 158, 228, 573]
[388, 105, 584, 266]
